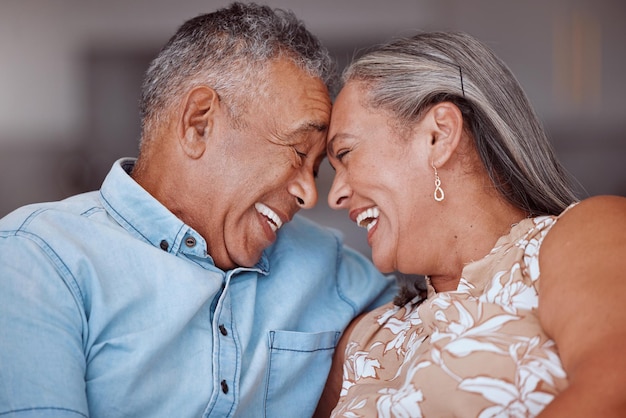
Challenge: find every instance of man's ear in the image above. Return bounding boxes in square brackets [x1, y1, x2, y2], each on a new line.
[424, 102, 464, 168]
[178, 86, 220, 159]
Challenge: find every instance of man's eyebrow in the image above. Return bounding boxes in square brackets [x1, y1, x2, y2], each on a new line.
[299, 121, 328, 133]
[282, 122, 328, 144]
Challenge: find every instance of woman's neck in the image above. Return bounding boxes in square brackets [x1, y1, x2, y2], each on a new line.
[428, 196, 527, 293]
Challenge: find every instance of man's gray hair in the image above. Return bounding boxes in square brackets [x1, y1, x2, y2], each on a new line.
[344, 31, 578, 216]
[139, 2, 335, 137]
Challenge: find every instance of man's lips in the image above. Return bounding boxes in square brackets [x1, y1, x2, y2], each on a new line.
[254, 202, 285, 233]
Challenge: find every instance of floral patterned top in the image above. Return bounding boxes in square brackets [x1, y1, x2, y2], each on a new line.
[331, 216, 569, 418]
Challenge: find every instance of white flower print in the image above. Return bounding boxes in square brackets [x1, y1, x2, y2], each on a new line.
[430, 300, 518, 357]
[352, 350, 381, 379]
[391, 331, 427, 380]
[379, 303, 423, 356]
[459, 375, 555, 418]
[482, 266, 538, 313]
[523, 237, 542, 280]
[457, 336, 566, 417]
[339, 397, 368, 418]
[376, 361, 430, 418]
[376, 388, 424, 418]
[510, 336, 566, 388]
[519, 216, 553, 282]
[343, 341, 380, 381]
[377, 305, 401, 326]
[456, 277, 476, 294]
[430, 292, 452, 310]
[340, 342, 383, 396]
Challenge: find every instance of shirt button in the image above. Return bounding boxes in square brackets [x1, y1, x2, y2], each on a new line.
[221, 380, 229, 394]
[159, 240, 169, 251]
[219, 325, 228, 336]
[185, 236, 196, 247]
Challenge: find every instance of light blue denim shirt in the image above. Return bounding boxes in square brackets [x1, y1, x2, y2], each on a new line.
[0, 158, 396, 418]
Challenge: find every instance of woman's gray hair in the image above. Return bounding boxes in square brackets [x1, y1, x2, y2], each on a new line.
[139, 2, 335, 137]
[344, 32, 578, 216]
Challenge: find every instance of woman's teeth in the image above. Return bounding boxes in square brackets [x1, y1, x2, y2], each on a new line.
[356, 207, 380, 231]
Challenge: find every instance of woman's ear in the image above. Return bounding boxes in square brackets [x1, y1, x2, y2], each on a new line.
[178, 86, 220, 159]
[424, 102, 464, 168]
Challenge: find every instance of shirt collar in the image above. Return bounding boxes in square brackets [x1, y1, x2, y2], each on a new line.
[99, 158, 269, 273]
[99, 158, 207, 258]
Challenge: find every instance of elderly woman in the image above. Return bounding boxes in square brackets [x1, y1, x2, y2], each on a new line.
[317, 32, 626, 417]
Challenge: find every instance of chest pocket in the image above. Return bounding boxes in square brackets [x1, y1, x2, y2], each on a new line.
[264, 329, 340, 417]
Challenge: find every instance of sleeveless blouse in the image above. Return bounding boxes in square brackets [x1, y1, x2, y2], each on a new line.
[331, 216, 569, 417]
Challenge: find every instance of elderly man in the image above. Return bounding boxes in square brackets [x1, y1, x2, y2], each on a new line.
[0, 3, 395, 417]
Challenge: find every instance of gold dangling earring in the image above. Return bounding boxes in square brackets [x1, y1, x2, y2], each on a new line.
[433, 163, 445, 202]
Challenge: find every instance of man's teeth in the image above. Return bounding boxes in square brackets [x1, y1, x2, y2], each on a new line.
[255, 203, 283, 232]
[356, 207, 380, 231]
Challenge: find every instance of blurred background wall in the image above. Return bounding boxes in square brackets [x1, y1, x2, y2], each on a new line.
[1, 0, 624, 257]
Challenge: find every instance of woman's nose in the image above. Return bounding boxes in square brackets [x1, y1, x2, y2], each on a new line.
[328, 170, 351, 210]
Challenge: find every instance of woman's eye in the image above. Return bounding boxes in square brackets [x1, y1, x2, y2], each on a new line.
[335, 149, 349, 161]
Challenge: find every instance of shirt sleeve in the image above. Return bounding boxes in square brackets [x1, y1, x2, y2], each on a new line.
[0, 234, 89, 417]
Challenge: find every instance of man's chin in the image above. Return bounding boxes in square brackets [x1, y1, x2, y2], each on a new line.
[222, 226, 272, 269]
[225, 248, 265, 270]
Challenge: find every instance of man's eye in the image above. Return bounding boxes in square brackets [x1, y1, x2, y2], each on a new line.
[291, 146, 307, 159]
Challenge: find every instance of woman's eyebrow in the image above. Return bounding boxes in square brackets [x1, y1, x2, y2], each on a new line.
[326, 133, 351, 155]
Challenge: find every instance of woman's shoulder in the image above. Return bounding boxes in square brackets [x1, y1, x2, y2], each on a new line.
[561, 194, 626, 220]
[543, 195, 626, 248]
[536, 196, 626, 405]
[538, 194, 626, 304]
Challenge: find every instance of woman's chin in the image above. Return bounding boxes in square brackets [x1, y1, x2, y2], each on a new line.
[371, 251, 395, 274]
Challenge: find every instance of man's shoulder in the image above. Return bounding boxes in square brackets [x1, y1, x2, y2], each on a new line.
[0, 191, 103, 234]
[278, 214, 343, 247]
[272, 214, 375, 270]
